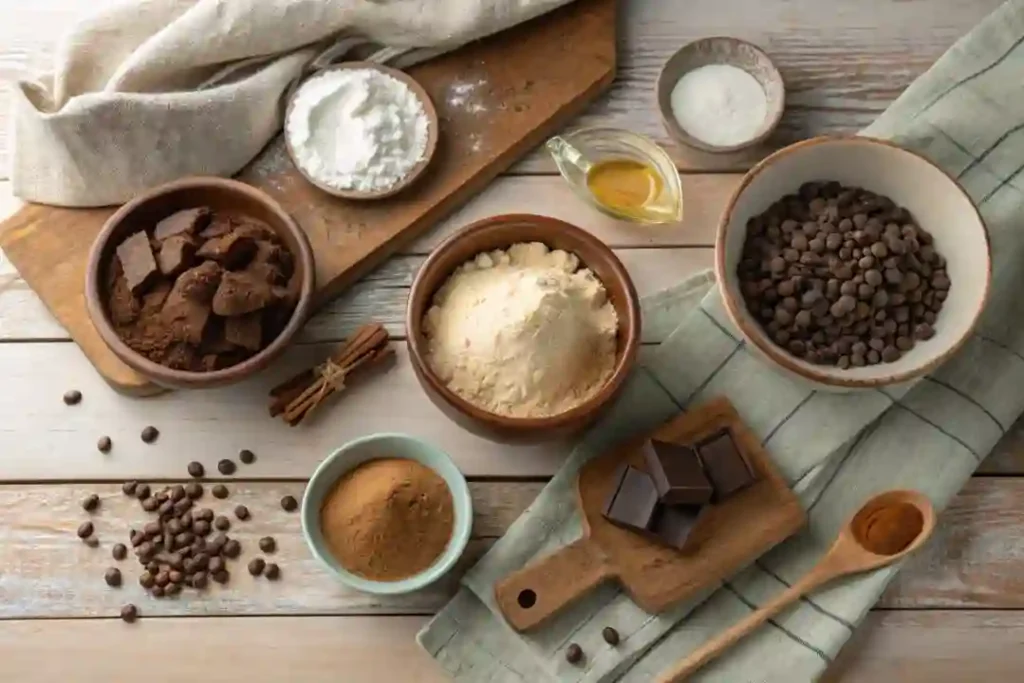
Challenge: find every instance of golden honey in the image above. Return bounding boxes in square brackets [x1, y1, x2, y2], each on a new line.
[585, 158, 664, 218]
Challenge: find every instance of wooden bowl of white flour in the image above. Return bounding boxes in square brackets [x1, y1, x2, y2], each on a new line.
[284, 63, 439, 200]
[406, 214, 642, 443]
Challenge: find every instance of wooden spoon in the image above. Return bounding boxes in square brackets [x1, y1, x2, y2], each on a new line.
[656, 489, 936, 683]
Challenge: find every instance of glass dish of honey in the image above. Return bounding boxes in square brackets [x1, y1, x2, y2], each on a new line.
[546, 127, 683, 225]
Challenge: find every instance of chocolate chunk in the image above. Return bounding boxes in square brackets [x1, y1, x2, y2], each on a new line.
[97, 436, 112, 453]
[63, 389, 82, 405]
[141, 497, 159, 512]
[212, 484, 229, 499]
[212, 569, 230, 584]
[136, 483, 151, 499]
[157, 235, 198, 277]
[695, 428, 756, 501]
[565, 644, 583, 665]
[224, 312, 263, 351]
[116, 231, 161, 295]
[187, 461, 205, 478]
[195, 508, 215, 523]
[82, 493, 100, 512]
[122, 481, 137, 496]
[185, 482, 203, 500]
[154, 207, 211, 242]
[642, 439, 713, 506]
[161, 282, 213, 345]
[176, 261, 223, 303]
[650, 505, 706, 552]
[191, 572, 209, 589]
[602, 627, 620, 646]
[200, 214, 235, 239]
[140, 426, 160, 444]
[211, 266, 279, 316]
[84, 537, 100, 548]
[193, 520, 211, 537]
[214, 516, 231, 531]
[602, 465, 661, 537]
[233, 505, 249, 520]
[77, 521, 94, 539]
[120, 604, 139, 623]
[104, 567, 122, 587]
[280, 495, 298, 512]
[112, 543, 128, 561]
[263, 563, 280, 580]
[238, 449, 256, 465]
[247, 558, 266, 576]
[223, 539, 241, 558]
[252, 239, 293, 281]
[197, 233, 257, 270]
[258, 536, 276, 553]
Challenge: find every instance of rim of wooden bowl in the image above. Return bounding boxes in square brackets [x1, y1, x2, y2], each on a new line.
[283, 62, 440, 201]
[656, 36, 785, 155]
[715, 135, 992, 389]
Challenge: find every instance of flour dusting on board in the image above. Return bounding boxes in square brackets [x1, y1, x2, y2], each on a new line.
[248, 137, 291, 190]
[445, 77, 490, 114]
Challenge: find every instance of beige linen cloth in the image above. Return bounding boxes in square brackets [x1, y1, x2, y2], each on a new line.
[10, 0, 574, 207]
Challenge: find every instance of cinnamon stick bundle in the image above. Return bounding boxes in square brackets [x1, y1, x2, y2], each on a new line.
[268, 323, 394, 426]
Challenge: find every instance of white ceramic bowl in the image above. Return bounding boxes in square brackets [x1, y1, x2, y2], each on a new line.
[716, 136, 991, 390]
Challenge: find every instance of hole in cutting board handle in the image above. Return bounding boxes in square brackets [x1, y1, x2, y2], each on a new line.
[517, 589, 537, 609]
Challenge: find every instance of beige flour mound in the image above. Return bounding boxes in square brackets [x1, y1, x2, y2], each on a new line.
[423, 242, 618, 418]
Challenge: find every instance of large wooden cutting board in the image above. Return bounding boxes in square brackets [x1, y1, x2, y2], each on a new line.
[0, 0, 617, 396]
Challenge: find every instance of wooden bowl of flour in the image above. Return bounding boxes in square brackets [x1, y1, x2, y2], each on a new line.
[283, 62, 440, 200]
[406, 214, 642, 443]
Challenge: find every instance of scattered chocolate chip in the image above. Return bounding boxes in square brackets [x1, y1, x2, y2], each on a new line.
[63, 390, 82, 406]
[238, 449, 256, 465]
[187, 461, 205, 478]
[82, 493, 100, 512]
[234, 505, 250, 521]
[217, 459, 237, 475]
[166, 582, 182, 596]
[140, 426, 159, 444]
[139, 572, 155, 589]
[135, 484, 151, 500]
[84, 536, 100, 548]
[120, 604, 138, 623]
[191, 572, 209, 589]
[258, 536, 276, 553]
[112, 543, 128, 561]
[104, 568, 122, 587]
[565, 643, 583, 665]
[77, 521, 94, 539]
[195, 508, 214, 523]
[141, 497, 160, 513]
[193, 520, 211, 537]
[280, 495, 298, 512]
[122, 481, 138, 496]
[602, 627, 620, 646]
[185, 482, 203, 500]
[247, 558, 266, 576]
[214, 516, 231, 531]
[212, 570, 230, 585]
[151, 585, 165, 598]
[212, 484, 229, 499]
[223, 539, 241, 559]
[209, 556, 226, 574]
[97, 436, 112, 453]
[264, 563, 280, 580]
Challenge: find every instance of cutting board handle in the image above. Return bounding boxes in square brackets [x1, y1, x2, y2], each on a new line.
[494, 538, 611, 632]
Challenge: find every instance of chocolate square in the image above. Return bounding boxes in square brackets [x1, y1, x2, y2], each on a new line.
[602, 465, 661, 536]
[695, 428, 756, 501]
[115, 231, 160, 295]
[643, 439, 713, 505]
[651, 504, 706, 553]
[154, 207, 211, 242]
[225, 312, 264, 351]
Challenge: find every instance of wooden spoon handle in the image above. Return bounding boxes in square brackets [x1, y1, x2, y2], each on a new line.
[494, 538, 611, 632]
[656, 570, 835, 682]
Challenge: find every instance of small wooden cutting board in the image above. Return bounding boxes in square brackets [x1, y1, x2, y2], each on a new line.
[0, 0, 616, 395]
[494, 397, 807, 632]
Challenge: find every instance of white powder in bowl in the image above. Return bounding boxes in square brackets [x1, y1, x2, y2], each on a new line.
[285, 68, 430, 193]
[423, 243, 619, 419]
[669, 63, 768, 147]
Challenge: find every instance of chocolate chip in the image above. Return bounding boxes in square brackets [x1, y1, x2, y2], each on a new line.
[238, 449, 256, 465]
[112, 543, 128, 561]
[223, 539, 241, 559]
[173, 498, 193, 515]
[209, 556, 226, 574]
[139, 572, 155, 589]
[97, 436, 112, 453]
[120, 604, 138, 623]
[77, 521, 94, 539]
[140, 426, 159, 444]
[187, 461, 205, 478]
[82, 493, 100, 512]
[166, 582, 182, 596]
[135, 484, 151, 500]
[141, 497, 160, 513]
[84, 537, 100, 548]
[214, 516, 231, 531]
[63, 390, 82, 405]
[185, 482, 203, 500]
[264, 563, 280, 580]
[602, 627, 620, 646]
[122, 481, 138, 496]
[170, 485, 186, 502]
[195, 508, 214, 523]
[247, 558, 266, 576]
[234, 505, 250, 521]
[280, 495, 298, 512]
[217, 459, 236, 475]
[212, 484, 229, 499]
[212, 570, 230, 585]
[565, 643, 583, 665]
[104, 568, 122, 587]
[258, 536, 276, 553]
[151, 585, 165, 598]
[193, 520, 211, 537]
[191, 572, 209, 589]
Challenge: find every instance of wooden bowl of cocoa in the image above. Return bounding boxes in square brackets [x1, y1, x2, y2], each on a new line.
[85, 177, 316, 390]
[406, 214, 642, 443]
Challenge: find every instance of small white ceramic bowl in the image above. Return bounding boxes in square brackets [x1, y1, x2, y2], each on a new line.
[717, 135, 991, 390]
[301, 433, 473, 594]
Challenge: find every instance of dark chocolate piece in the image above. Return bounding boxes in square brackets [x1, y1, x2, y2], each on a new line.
[154, 207, 211, 242]
[224, 312, 263, 351]
[197, 232, 257, 270]
[602, 465, 661, 536]
[176, 261, 223, 303]
[211, 265, 279, 316]
[162, 284, 213, 345]
[157, 235, 197, 277]
[643, 439, 713, 506]
[116, 231, 160, 295]
[199, 215, 236, 239]
[695, 428, 756, 501]
[650, 504, 705, 552]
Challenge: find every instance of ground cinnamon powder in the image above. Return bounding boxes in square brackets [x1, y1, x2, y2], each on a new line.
[320, 458, 454, 581]
[857, 502, 924, 556]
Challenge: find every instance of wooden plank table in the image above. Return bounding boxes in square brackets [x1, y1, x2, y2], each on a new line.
[2, 1, 1022, 680]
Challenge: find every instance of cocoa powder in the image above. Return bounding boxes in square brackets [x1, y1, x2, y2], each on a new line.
[856, 502, 923, 556]
[320, 458, 454, 581]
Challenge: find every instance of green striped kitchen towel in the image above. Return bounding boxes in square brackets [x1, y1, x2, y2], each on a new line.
[418, 1, 1024, 679]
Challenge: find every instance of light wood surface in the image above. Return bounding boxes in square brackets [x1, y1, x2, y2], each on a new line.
[1, 0, 1020, 680]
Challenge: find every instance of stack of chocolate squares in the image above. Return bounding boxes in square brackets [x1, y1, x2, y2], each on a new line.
[601, 427, 759, 553]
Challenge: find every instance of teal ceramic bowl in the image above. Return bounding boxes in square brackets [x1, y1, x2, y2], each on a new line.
[301, 433, 473, 595]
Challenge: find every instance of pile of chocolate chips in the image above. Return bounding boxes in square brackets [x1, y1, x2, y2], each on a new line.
[106, 206, 299, 372]
[737, 181, 950, 368]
